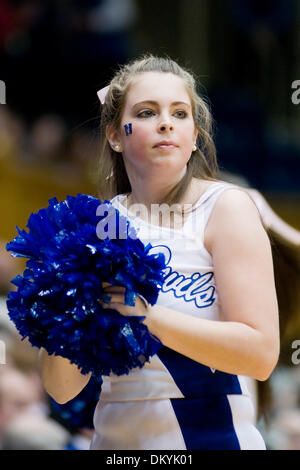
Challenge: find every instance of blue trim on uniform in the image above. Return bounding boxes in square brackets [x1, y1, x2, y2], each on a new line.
[157, 346, 242, 397]
[170, 396, 241, 450]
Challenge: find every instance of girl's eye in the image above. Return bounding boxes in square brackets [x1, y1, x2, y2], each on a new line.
[137, 109, 187, 119]
[174, 110, 187, 119]
[137, 109, 154, 118]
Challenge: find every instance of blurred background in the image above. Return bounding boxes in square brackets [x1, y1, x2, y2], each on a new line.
[0, 0, 299, 450]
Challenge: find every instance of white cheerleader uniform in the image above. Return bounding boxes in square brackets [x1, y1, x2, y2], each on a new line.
[90, 181, 266, 450]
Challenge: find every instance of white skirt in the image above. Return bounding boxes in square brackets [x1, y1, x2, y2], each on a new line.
[90, 394, 266, 450]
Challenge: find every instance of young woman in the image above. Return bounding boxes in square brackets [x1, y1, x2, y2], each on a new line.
[40, 55, 280, 450]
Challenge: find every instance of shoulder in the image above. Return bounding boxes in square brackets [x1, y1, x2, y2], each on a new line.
[205, 186, 264, 254]
[189, 178, 219, 204]
[212, 186, 261, 218]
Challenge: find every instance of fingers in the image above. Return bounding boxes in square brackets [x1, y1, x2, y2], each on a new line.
[101, 286, 126, 304]
[100, 293, 125, 305]
[101, 302, 121, 310]
[102, 285, 126, 294]
[104, 294, 124, 303]
[101, 282, 112, 288]
[99, 295, 147, 318]
[101, 301, 127, 317]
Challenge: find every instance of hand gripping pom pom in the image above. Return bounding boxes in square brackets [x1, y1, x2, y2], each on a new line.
[6, 194, 167, 377]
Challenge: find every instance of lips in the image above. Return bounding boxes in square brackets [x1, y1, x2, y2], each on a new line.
[154, 141, 178, 149]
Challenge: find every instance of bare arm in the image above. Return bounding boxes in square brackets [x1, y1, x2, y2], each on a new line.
[142, 189, 280, 381]
[39, 348, 92, 404]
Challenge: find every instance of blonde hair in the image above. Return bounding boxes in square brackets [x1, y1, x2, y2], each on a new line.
[97, 54, 219, 205]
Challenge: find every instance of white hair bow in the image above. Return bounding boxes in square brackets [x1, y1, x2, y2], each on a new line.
[97, 85, 109, 104]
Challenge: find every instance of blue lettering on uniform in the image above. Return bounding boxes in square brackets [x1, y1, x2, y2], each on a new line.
[149, 245, 215, 308]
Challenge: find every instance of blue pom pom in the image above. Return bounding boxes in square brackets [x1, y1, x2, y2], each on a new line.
[6, 194, 166, 377]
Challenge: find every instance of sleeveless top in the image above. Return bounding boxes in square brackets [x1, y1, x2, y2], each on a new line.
[99, 181, 259, 403]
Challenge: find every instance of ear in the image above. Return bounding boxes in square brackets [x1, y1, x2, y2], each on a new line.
[106, 125, 121, 150]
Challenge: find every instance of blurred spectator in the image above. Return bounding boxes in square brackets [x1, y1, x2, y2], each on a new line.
[0, 366, 48, 448]
[0, 240, 20, 295]
[65, 127, 100, 185]
[265, 366, 300, 449]
[0, 106, 27, 166]
[269, 409, 300, 450]
[29, 114, 67, 167]
[1, 411, 71, 450]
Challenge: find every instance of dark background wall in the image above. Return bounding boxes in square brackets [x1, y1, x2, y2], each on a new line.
[0, 0, 299, 242]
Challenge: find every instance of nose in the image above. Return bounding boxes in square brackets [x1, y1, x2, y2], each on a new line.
[158, 117, 174, 133]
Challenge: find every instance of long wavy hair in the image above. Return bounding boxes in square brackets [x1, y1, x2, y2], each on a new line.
[97, 54, 219, 206]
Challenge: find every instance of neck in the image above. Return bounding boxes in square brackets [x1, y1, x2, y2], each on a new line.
[127, 170, 188, 210]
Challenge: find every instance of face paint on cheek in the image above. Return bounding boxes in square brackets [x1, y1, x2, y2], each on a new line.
[124, 123, 132, 136]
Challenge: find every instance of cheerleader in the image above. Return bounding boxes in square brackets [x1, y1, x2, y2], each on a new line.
[40, 54, 280, 450]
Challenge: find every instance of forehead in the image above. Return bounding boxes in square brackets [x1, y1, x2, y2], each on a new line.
[125, 72, 190, 105]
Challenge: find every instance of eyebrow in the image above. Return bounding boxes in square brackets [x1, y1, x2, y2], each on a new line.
[132, 100, 191, 108]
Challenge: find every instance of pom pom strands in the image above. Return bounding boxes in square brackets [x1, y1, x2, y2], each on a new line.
[6, 194, 166, 377]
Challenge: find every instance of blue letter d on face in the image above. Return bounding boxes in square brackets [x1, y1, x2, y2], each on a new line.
[0, 80, 6, 104]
